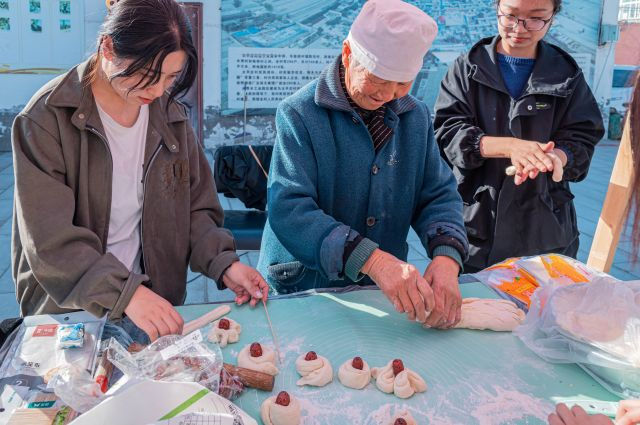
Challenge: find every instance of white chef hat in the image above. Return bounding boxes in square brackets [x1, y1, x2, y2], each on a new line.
[347, 0, 438, 82]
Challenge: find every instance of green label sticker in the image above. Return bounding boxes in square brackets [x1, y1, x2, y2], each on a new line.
[28, 401, 56, 408]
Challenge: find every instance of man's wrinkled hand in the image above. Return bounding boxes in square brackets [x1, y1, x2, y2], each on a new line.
[422, 256, 461, 329]
[362, 249, 435, 323]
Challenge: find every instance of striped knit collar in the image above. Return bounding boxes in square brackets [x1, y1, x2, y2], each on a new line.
[338, 62, 384, 122]
[314, 56, 417, 115]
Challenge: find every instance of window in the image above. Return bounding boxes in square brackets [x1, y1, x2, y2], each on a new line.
[612, 69, 640, 88]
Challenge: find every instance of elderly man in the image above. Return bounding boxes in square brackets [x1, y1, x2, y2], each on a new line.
[257, 0, 468, 329]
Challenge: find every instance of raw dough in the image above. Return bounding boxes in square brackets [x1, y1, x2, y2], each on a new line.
[295, 352, 333, 387]
[453, 298, 526, 331]
[371, 361, 427, 399]
[237, 343, 279, 376]
[208, 318, 241, 348]
[338, 357, 371, 390]
[389, 409, 417, 425]
[260, 392, 301, 425]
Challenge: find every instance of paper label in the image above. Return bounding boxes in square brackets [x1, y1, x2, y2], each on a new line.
[32, 325, 58, 337]
[160, 332, 203, 360]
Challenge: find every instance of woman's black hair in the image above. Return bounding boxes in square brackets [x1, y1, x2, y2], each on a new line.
[95, 0, 197, 105]
[495, 0, 562, 14]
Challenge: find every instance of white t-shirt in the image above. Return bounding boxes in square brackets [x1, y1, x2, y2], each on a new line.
[96, 103, 149, 274]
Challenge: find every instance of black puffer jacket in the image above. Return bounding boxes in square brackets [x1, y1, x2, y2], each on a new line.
[434, 36, 604, 271]
[214, 145, 273, 210]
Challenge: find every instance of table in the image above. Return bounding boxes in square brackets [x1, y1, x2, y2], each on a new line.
[177, 281, 620, 424]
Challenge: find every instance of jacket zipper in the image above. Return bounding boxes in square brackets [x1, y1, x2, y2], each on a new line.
[87, 124, 164, 277]
[86, 125, 113, 253]
[140, 143, 164, 276]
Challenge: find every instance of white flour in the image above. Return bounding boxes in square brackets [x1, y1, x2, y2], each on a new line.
[468, 385, 554, 425]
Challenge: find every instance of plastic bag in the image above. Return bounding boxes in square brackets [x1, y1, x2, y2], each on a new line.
[106, 331, 224, 394]
[474, 254, 610, 311]
[46, 364, 104, 413]
[0, 312, 105, 379]
[514, 276, 640, 398]
[219, 366, 245, 400]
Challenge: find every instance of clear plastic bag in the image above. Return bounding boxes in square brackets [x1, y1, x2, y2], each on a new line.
[514, 276, 640, 398]
[46, 364, 104, 413]
[474, 254, 610, 311]
[106, 331, 224, 394]
[0, 312, 105, 380]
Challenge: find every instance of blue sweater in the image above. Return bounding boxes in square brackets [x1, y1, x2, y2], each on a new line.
[257, 57, 468, 294]
[497, 53, 536, 99]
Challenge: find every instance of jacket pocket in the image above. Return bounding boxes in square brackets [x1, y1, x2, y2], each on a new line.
[267, 261, 307, 287]
[540, 186, 577, 238]
[463, 185, 494, 241]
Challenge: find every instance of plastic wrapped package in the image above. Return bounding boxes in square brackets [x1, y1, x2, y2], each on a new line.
[219, 366, 245, 400]
[46, 365, 104, 413]
[0, 311, 105, 424]
[106, 331, 225, 395]
[473, 257, 540, 310]
[514, 277, 640, 398]
[474, 254, 610, 311]
[516, 254, 609, 287]
[0, 312, 105, 379]
[57, 323, 85, 349]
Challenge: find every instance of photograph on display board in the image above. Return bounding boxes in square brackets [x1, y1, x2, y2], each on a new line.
[0, 17, 9, 31]
[0, 2, 8, 11]
[207, 0, 602, 149]
[60, 0, 70, 14]
[60, 19, 70, 31]
[28, 0, 40, 13]
[220, 0, 600, 113]
[30, 18, 41, 32]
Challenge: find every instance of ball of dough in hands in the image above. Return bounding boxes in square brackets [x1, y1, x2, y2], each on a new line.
[453, 298, 526, 331]
[207, 318, 241, 348]
[371, 359, 427, 399]
[296, 351, 333, 387]
[338, 356, 371, 390]
[260, 391, 301, 425]
[238, 342, 279, 376]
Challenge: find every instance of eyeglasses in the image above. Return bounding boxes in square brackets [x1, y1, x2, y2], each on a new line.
[497, 10, 553, 31]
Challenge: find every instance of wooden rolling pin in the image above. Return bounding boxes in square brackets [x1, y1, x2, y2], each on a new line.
[223, 363, 274, 392]
[182, 304, 231, 335]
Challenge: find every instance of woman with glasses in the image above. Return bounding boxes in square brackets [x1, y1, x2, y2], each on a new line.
[434, 0, 604, 272]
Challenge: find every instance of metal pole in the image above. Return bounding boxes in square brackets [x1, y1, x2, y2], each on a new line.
[243, 86, 247, 145]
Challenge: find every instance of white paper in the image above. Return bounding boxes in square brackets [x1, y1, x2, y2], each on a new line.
[71, 380, 257, 425]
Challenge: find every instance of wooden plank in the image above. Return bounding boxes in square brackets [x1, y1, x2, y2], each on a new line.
[587, 117, 635, 272]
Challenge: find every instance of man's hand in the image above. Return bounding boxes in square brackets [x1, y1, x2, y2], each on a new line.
[548, 404, 613, 425]
[362, 249, 435, 323]
[125, 285, 184, 341]
[617, 400, 640, 425]
[222, 261, 269, 307]
[422, 256, 461, 329]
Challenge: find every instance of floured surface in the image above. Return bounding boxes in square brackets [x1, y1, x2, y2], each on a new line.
[179, 283, 617, 424]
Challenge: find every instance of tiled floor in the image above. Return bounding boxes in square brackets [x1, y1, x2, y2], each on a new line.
[0, 138, 638, 320]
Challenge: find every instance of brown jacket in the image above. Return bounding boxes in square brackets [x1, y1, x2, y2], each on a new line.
[12, 59, 238, 319]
